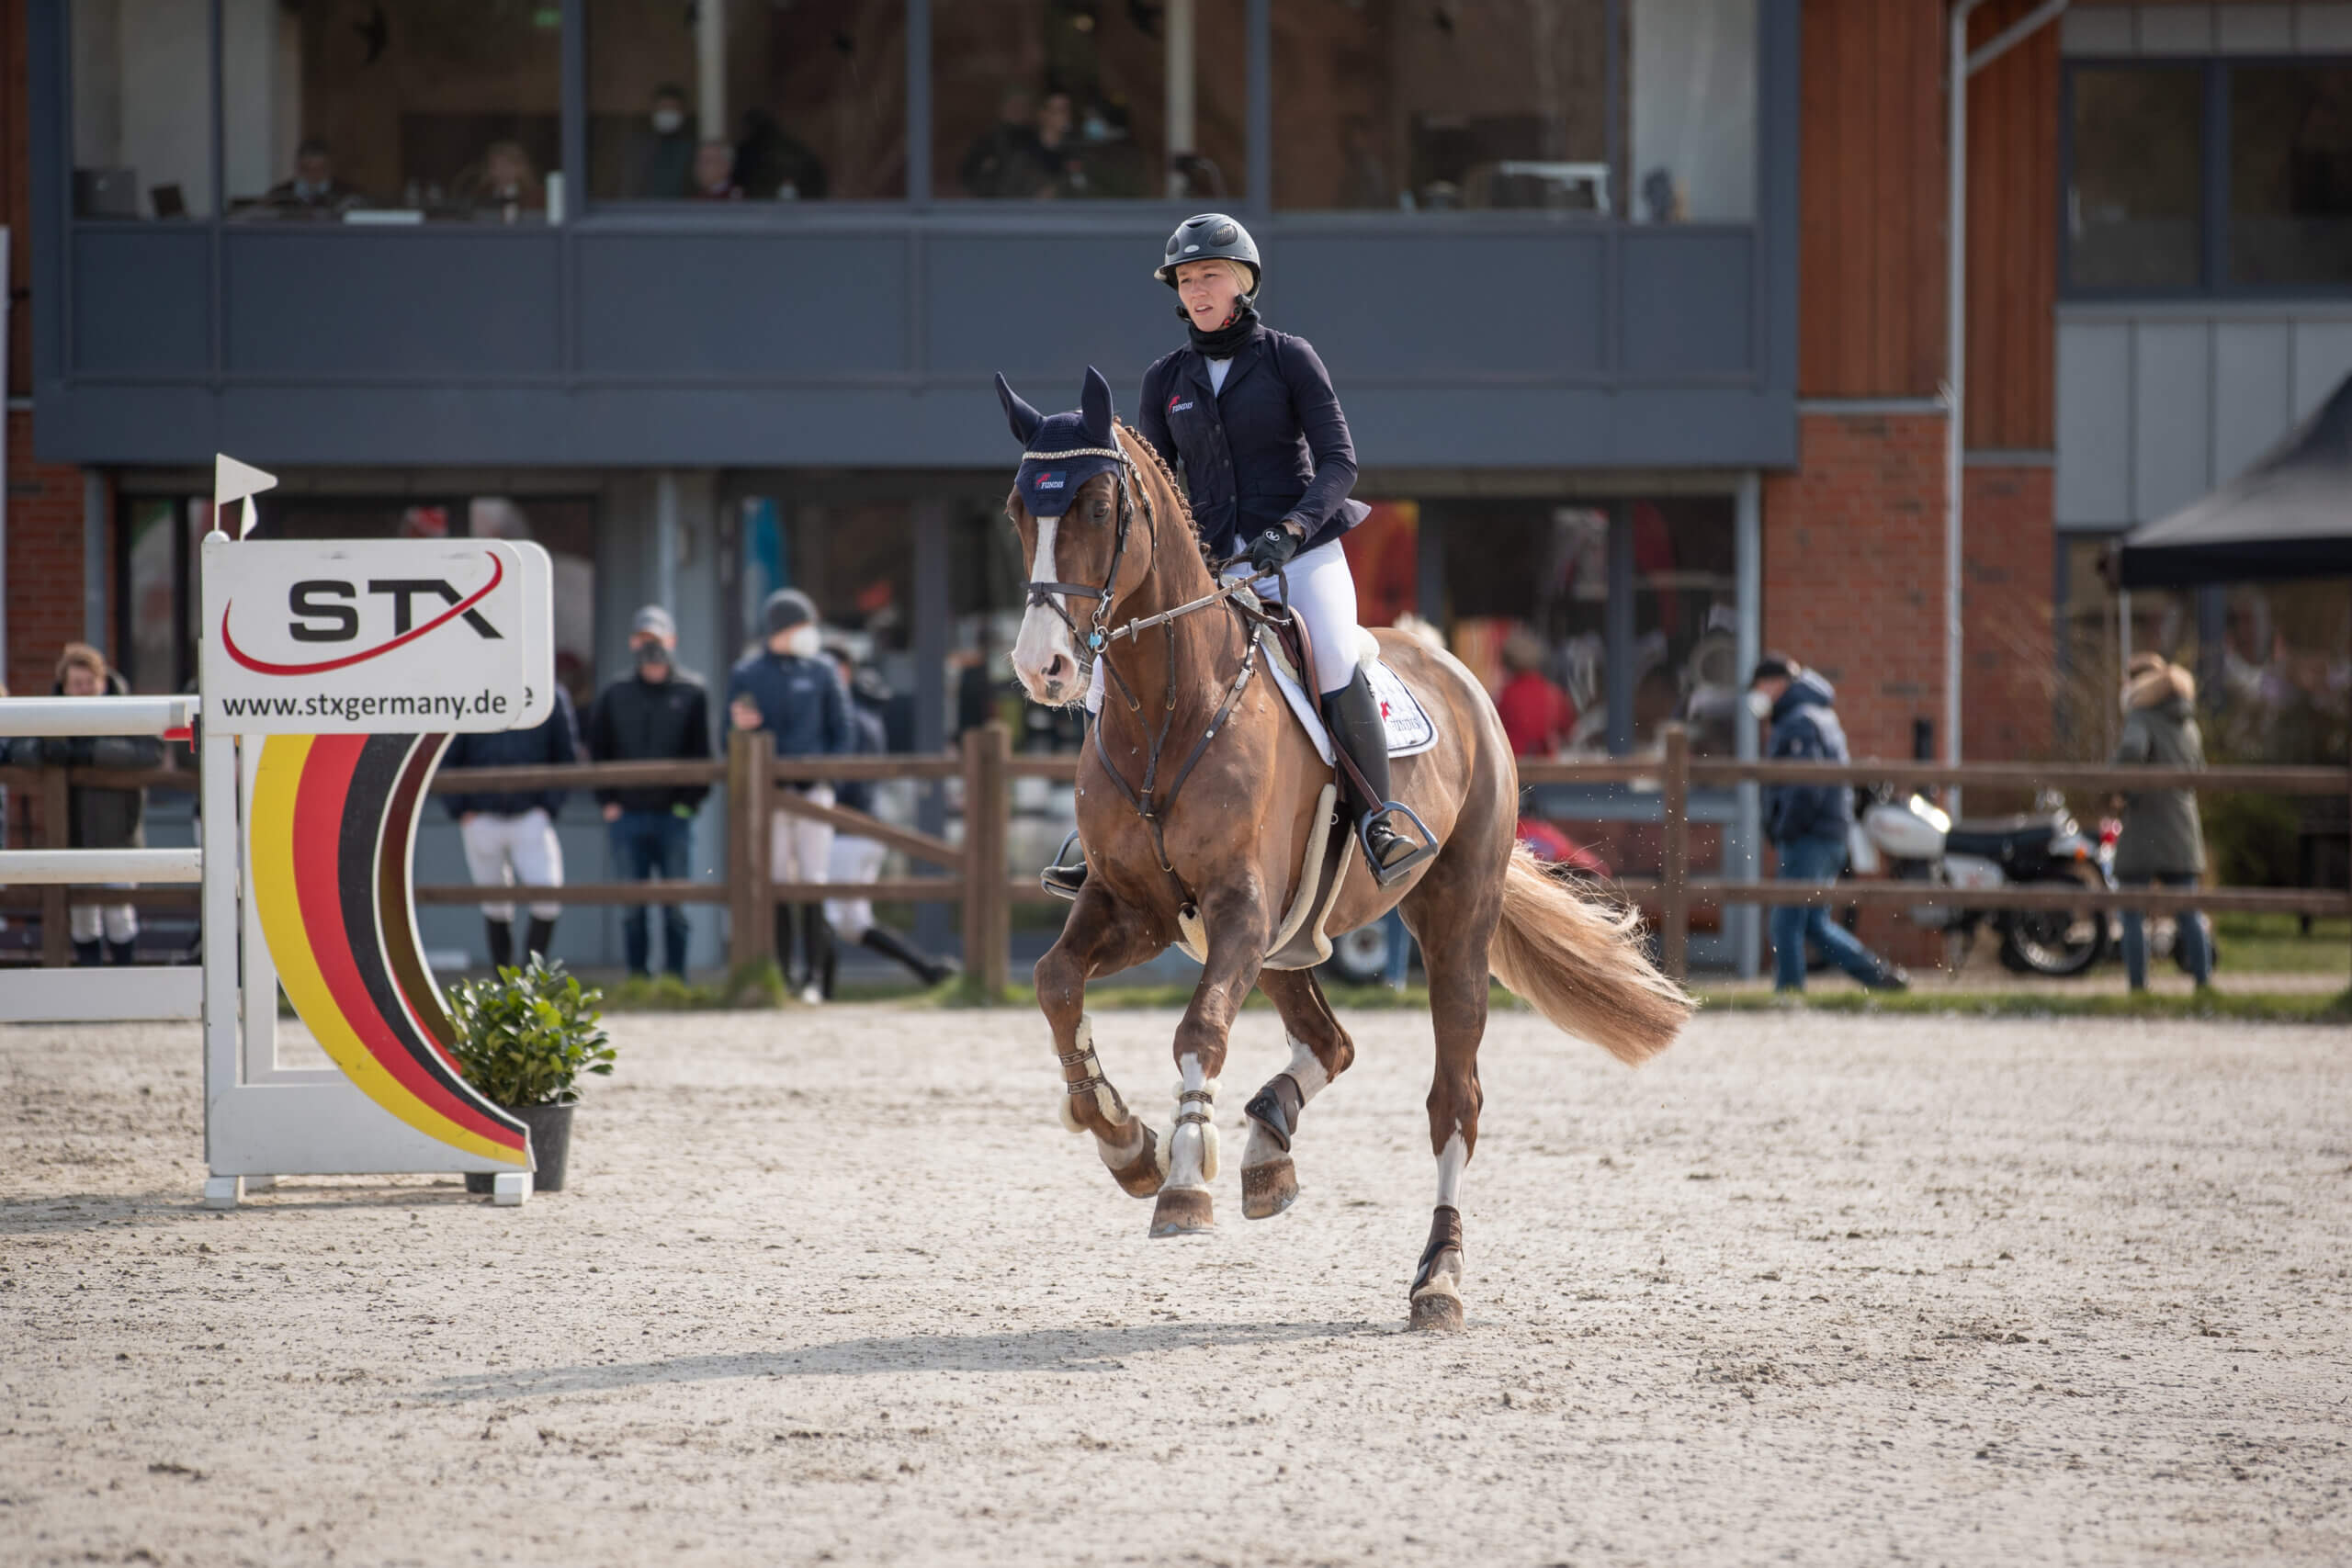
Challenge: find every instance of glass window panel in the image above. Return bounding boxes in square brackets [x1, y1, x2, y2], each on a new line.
[2068, 66, 2203, 289]
[2230, 64, 2352, 288]
[122, 500, 183, 694]
[1630, 0, 1756, 223]
[1629, 498, 1737, 753]
[471, 499, 600, 713]
[1438, 499, 1611, 752]
[71, 0, 214, 218]
[222, 0, 562, 224]
[934, 0, 1246, 201]
[1274, 0, 1607, 212]
[587, 0, 906, 201]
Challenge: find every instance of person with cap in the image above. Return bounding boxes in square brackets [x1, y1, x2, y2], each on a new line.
[1748, 652, 1907, 995]
[441, 679, 582, 972]
[2111, 652, 2211, 991]
[728, 588, 854, 1003]
[818, 644, 956, 995]
[1034, 211, 1431, 897]
[584, 606, 713, 982]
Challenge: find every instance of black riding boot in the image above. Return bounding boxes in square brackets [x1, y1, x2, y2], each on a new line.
[1322, 670, 1436, 887]
[861, 924, 955, 987]
[73, 939, 104, 967]
[107, 938, 139, 966]
[773, 906, 800, 987]
[483, 918, 514, 972]
[525, 915, 556, 964]
[799, 905, 834, 1003]
[1040, 829, 1088, 900]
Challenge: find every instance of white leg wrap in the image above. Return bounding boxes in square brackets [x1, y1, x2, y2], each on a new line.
[1434, 1129, 1468, 1210]
[1242, 1034, 1332, 1168]
[1166, 1053, 1219, 1188]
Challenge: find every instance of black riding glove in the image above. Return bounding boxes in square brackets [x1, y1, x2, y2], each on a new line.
[1248, 523, 1304, 575]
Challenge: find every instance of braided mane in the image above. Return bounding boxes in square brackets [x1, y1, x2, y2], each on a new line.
[1115, 419, 1219, 576]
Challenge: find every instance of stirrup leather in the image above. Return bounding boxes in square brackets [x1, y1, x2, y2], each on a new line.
[1040, 829, 1090, 901]
[1359, 800, 1439, 887]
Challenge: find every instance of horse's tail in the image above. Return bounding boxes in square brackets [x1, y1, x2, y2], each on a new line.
[1487, 844, 1692, 1066]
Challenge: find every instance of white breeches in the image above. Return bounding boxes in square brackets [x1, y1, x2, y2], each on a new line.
[460, 808, 563, 922]
[823, 833, 885, 939]
[70, 900, 138, 944]
[1086, 536, 1364, 712]
[770, 785, 836, 892]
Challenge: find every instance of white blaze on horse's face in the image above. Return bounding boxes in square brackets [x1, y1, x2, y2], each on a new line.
[1012, 512, 1083, 705]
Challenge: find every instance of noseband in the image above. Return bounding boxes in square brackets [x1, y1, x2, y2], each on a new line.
[1021, 444, 1154, 660]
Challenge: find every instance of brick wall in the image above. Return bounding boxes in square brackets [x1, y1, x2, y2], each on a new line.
[1962, 462, 2055, 764]
[6, 412, 92, 698]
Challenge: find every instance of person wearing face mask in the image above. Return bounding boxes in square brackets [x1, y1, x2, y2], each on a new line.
[728, 590, 854, 1003]
[1045, 213, 1430, 896]
[262, 139, 364, 217]
[628, 85, 698, 198]
[1748, 653, 1907, 995]
[584, 607, 713, 982]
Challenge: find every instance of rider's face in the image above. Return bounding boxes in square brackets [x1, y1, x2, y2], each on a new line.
[1174, 261, 1248, 331]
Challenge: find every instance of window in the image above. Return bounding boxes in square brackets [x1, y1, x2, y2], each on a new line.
[1274, 0, 1607, 212]
[117, 499, 208, 694]
[1630, 0, 1757, 222]
[2232, 64, 2352, 288]
[587, 0, 906, 202]
[933, 0, 1246, 200]
[220, 1, 563, 223]
[2068, 65, 2203, 290]
[71, 0, 213, 218]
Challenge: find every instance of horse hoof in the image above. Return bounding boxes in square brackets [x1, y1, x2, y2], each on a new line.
[1103, 1122, 1167, 1199]
[1149, 1186, 1215, 1236]
[1240, 1157, 1297, 1220]
[1408, 1288, 1465, 1333]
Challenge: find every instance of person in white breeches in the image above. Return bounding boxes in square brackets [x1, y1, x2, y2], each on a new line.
[441, 687, 582, 971]
[459, 809, 566, 926]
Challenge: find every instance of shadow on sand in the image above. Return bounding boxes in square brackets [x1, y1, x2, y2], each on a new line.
[422, 1320, 1386, 1400]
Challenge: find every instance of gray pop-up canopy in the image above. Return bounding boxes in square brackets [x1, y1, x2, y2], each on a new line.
[2117, 373, 2352, 588]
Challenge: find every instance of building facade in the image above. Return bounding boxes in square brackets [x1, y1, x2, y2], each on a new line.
[6, 0, 2346, 972]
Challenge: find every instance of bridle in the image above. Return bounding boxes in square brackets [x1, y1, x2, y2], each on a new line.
[1019, 433, 1272, 910]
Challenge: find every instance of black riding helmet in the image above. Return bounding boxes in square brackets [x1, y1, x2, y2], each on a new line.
[1155, 212, 1261, 297]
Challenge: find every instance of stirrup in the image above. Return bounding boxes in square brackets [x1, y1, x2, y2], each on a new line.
[1359, 801, 1438, 888]
[1041, 830, 1090, 901]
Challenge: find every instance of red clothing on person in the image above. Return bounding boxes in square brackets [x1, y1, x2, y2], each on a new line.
[1496, 671, 1577, 757]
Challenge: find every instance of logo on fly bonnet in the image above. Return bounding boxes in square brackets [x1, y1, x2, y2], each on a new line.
[1035, 471, 1066, 491]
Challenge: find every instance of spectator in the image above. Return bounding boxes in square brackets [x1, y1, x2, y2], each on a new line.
[959, 89, 1055, 199]
[820, 647, 954, 995]
[460, 141, 543, 221]
[733, 107, 828, 200]
[1750, 654, 1907, 995]
[442, 688, 582, 971]
[261, 138, 365, 216]
[728, 590, 854, 1004]
[628, 85, 697, 197]
[586, 607, 712, 982]
[1035, 93, 1082, 196]
[2113, 653, 2211, 991]
[690, 140, 743, 201]
[1494, 628, 1577, 757]
[23, 646, 157, 965]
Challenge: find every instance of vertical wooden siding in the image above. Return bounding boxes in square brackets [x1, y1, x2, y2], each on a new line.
[1799, 0, 1947, 400]
[1965, 0, 2059, 450]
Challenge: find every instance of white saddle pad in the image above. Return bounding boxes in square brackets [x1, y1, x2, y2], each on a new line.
[1264, 647, 1438, 766]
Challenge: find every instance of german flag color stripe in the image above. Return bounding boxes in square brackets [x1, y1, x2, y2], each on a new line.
[251, 733, 526, 1165]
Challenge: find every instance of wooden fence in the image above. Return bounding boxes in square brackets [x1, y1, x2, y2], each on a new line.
[6, 722, 2347, 985]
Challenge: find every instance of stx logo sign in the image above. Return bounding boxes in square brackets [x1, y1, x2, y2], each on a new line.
[288, 579, 506, 643]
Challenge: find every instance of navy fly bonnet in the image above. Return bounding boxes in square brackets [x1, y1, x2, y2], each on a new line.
[997, 367, 1126, 519]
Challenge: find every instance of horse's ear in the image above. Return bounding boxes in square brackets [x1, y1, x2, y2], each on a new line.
[1080, 366, 1115, 447]
[995, 373, 1044, 446]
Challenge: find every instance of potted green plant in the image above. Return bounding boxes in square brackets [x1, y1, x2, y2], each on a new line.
[446, 956, 615, 1193]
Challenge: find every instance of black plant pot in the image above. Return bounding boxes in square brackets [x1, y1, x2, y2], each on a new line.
[465, 1101, 575, 1194]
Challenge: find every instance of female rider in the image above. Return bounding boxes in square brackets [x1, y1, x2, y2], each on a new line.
[1046, 212, 1431, 895]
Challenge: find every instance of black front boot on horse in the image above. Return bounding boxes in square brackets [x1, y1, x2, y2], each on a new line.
[1321, 669, 1437, 887]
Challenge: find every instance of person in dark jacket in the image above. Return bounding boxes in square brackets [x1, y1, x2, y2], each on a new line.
[818, 646, 955, 995]
[586, 605, 712, 981]
[2112, 653, 2211, 990]
[729, 589, 854, 1003]
[1750, 655, 1906, 994]
[1036, 211, 1430, 895]
[442, 686, 581, 970]
[23, 645, 158, 964]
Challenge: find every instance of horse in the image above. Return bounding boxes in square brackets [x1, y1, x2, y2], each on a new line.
[999, 367, 1691, 1330]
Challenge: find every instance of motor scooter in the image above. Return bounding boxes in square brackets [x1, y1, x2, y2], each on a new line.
[1846, 785, 2114, 976]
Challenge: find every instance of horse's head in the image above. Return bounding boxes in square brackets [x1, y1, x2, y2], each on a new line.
[996, 366, 1149, 706]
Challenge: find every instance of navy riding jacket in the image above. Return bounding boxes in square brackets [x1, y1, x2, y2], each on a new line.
[441, 687, 582, 818]
[1136, 324, 1372, 562]
[727, 649, 854, 761]
[1762, 671, 1856, 845]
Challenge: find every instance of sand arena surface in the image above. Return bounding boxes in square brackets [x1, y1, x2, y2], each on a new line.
[3, 1003, 2349, 1565]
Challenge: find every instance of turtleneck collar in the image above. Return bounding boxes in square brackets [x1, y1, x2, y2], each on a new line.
[1185, 301, 1261, 359]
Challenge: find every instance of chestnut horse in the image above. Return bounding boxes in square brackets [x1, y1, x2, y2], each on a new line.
[1001, 369, 1690, 1330]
